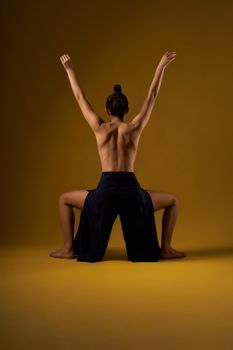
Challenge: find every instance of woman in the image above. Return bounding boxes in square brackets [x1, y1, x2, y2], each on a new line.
[50, 51, 186, 262]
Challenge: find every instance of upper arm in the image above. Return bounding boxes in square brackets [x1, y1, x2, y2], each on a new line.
[76, 92, 105, 132]
[129, 93, 157, 130]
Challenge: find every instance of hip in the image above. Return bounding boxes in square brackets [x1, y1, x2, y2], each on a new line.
[96, 171, 141, 191]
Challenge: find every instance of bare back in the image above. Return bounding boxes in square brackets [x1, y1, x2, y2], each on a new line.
[63, 51, 176, 173]
[94, 120, 142, 172]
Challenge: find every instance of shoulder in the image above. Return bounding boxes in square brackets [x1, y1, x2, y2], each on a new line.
[94, 120, 139, 134]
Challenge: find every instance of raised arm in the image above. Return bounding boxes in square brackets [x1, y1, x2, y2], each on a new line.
[59, 54, 105, 132]
[130, 51, 176, 130]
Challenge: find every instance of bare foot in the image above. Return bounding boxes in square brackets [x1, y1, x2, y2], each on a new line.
[49, 246, 75, 259]
[160, 247, 186, 259]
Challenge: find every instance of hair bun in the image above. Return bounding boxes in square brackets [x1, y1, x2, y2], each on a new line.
[113, 84, 122, 95]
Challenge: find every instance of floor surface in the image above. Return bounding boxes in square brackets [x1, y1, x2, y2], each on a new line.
[1, 244, 233, 350]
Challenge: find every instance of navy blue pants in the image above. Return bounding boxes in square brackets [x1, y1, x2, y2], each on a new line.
[73, 171, 161, 262]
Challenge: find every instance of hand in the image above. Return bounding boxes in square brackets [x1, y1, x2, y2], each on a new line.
[59, 54, 74, 72]
[159, 51, 176, 68]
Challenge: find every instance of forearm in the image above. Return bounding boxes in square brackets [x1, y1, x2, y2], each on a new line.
[148, 63, 166, 98]
[66, 69, 83, 100]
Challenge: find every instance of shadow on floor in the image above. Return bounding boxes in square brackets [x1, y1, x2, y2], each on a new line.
[103, 247, 128, 261]
[102, 246, 233, 262]
[183, 246, 233, 261]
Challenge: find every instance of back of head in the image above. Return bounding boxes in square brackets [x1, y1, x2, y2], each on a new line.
[106, 84, 129, 120]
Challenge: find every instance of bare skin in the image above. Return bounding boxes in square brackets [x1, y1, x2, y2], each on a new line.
[50, 51, 186, 260]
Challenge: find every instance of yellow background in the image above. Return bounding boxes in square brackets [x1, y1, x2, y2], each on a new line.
[1, 1, 233, 349]
[1, 0, 233, 248]
[1, 1, 233, 247]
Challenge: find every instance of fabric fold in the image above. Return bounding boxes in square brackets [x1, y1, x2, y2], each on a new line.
[73, 171, 161, 262]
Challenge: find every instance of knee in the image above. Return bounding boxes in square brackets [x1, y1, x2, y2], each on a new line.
[171, 194, 180, 208]
[58, 192, 68, 204]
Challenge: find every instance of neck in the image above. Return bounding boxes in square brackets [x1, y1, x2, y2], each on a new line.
[109, 115, 123, 122]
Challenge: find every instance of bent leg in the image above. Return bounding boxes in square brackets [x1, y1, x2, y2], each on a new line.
[50, 190, 89, 259]
[146, 189, 186, 259]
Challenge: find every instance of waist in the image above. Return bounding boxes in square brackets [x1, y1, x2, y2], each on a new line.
[101, 171, 135, 178]
[97, 171, 140, 188]
[102, 171, 134, 174]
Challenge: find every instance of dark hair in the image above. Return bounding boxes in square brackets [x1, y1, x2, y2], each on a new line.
[106, 84, 129, 119]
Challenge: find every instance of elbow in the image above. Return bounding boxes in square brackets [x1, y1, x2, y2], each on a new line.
[75, 90, 84, 101]
[151, 91, 157, 100]
[75, 92, 81, 101]
[148, 88, 157, 99]
[148, 91, 157, 101]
